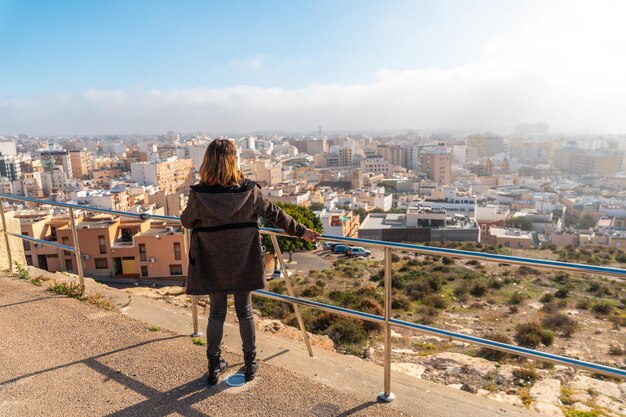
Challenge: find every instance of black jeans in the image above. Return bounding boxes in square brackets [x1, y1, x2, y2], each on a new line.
[207, 292, 256, 357]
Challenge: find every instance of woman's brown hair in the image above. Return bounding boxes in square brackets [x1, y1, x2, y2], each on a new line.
[198, 139, 244, 187]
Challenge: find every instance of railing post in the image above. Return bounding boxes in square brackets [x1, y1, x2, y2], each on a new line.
[184, 228, 201, 337]
[0, 198, 14, 272]
[68, 208, 86, 297]
[270, 233, 314, 357]
[378, 247, 395, 402]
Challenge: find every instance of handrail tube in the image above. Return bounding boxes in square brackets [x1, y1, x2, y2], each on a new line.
[2, 193, 626, 278]
[2, 193, 626, 382]
[255, 290, 626, 379]
[6, 232, 76, 252]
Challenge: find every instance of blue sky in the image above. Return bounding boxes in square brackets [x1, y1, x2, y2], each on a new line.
[1, 0, 625, 134]
[0, 0, 510, 95]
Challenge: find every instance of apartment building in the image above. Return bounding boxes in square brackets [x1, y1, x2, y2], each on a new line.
[69, 150, 91, 179]
[466, 134, 506, 159]
[318, 210, 360, 238]
[419, 145, 451, 185]
[131, 158, 194, 194]
[18, 213, 188, 282]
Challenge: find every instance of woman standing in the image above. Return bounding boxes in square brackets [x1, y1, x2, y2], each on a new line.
[180, 139, 319, 385]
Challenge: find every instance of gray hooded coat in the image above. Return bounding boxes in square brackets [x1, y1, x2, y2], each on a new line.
[180, 179, 306, 295]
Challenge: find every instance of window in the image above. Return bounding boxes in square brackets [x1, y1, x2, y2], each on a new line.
[173, 242, 181, 261]
[65, 259, 73, 271]
[25, 255, 33, 265]
[141, 265, 149, 277]
[94, 258, 108, 269]
[62, 236, 71, 255]
[169, 264, 183, 276]
[98, 235, 106, 254]
[22, 231, 30, 251]
[139, 244, 147, 262]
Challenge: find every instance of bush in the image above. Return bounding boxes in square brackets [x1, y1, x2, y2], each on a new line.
[325, 319, 367, 345]
[576, 298, 591, 310]
[403, 275, 442, 301]
[554, 289, 569, 299]
[508, 292, 525, 305]
[47, 282, 82, 299]
[541, 302, 560, 314]
[488, 279, 503, 290]
[301, 285, 324, 297]
[477, 332, 512, 361]
[514, 322, 554, 348]
[592, 302, 613, 315]
[542, 313, 577, 337]
[512, 367, 538, 385]
[441, 256, 454, 265]
[392, 294, 411, 310]
[540, 293, 555, 303]
[423, 295, 448, 309]
[469, 282, 487, 297]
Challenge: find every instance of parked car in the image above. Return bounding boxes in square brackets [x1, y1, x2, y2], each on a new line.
[323, 241, 339, 251]
[333, 244, 349, 254]
[347, 247, 371, 258]
[269, 269, 293, 280]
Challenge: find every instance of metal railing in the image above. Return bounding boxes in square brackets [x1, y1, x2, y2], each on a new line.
[1, 193, 626, 404]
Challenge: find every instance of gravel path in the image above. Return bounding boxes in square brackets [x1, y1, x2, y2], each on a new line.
[0, 275, 407, 417]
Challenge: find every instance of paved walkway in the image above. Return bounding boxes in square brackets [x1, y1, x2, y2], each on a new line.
[0, 271, 539, 417]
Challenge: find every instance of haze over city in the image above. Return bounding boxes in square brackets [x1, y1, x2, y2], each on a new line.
[2, 0, 626, 135]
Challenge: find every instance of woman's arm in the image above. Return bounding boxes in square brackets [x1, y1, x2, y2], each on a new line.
[180, 191, 199, 229]
[254, 187, 307, 237]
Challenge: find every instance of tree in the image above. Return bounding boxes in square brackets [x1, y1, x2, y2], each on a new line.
[505, 217, 533, 231]
[578, 215, 596, 230]
[261, 202, 323, 263]
[309, 202, 325, 212]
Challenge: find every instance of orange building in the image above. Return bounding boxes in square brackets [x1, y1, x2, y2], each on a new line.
[19, 213, 188, 282]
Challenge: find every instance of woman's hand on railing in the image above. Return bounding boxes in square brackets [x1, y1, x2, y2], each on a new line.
[302, 228, 321, 242]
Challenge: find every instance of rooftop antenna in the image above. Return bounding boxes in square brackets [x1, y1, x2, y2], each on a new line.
[318, 125, 322, 137]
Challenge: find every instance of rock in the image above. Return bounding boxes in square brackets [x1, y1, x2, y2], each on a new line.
[530, 379, 564, 417]
[532, 402, 564, 417]
[571, 402, 593, 412]
[447, 383, 463, 390]
[488, 392, 524, 407]
[460, 383, 477, 394]
[391, 363, 426, 379]
[531, 379, 561, 404]
[528, 301, 543, 310]
[595, 394, 626, 415]
[415, 352, 496, 378]
[390, 329, 403, 338]
[569, 375, 622, 398]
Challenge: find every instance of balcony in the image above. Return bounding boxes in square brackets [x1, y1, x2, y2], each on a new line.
[1, 193, 626, 417]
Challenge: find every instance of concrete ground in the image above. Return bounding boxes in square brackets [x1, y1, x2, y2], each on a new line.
[0, 271, 539, 417]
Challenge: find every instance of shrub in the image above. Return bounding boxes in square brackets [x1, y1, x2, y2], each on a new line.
[325, 319, 367, 345]
[539, 293, 555, 303]
[514, 322, 554, 348]
[541, 302, 560, 314]
[392, 294, 411, 310]
[252, 296, 291, 319]
[466, 259, 480, 266]
[423, 295, 448, 309]
[148, 325, 160, 332]
[542, 313, 577, 337]
[554, 289, 569, 299]
[488, 279, 503, 290]
[404, 275, 442, 301]
[391, 254, 400, 263]
[469, 282, 487, 297]
[576, 298, 591, 310]
[47, 282, 82, 299]
[513, 367, 538, 385]
[477, 332, 512, 361]
[441, 256, 454, 265]
[608, 344, 626, 356]
[301, 285, 324, 297]
[592, 302, 613, 315]
[508, 292, 525, 305]
[192, 337, 206, 346]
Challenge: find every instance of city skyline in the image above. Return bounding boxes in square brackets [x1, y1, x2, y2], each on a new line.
[1, 0, 626, 135]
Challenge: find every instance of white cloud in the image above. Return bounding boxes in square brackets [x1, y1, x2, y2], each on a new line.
[227, 54, 271, 71]
[2, 1, 626, 135]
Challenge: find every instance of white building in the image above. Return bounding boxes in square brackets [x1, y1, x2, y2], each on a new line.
[415, 186, 477, 217]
